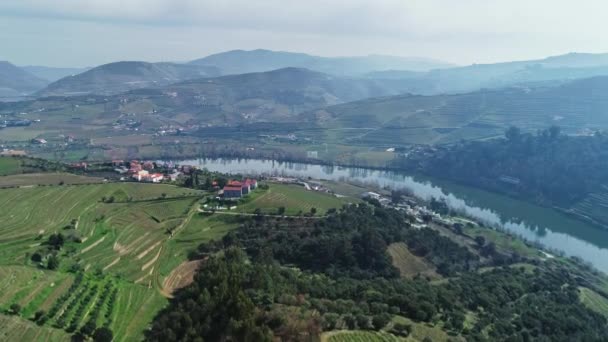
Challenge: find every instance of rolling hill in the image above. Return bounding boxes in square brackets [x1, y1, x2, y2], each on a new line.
[36, 61, 221, 97]
[304, 76, 608, 145]
[365, 52, 608, 95]
[0, 61, 48, 97]
[21, 65, 89, 82]
[189, 49, 453, 76]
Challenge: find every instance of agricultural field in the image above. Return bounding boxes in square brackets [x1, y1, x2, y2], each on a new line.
[0, 157, 22, 175]
[387, 243, 440, 280]
[579, 287, 608, 319]
[0, 172, 104, 187]
[235, 183, 356, 216]
[323, 330, 403, 342]
[0, 181, 228, 340]
[0, 314, 70, 342]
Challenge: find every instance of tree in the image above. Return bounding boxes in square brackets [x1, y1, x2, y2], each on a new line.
[277, 206, 286, 216]
[31, 252, 42, 263]
[549, 125, 561, 140]
[372, 313, 391, 330]
[505, 126, 521, 142]
[310, 207, 317, 215]
[391, 322, 411, 337]
[47, 254, 60, 270]
[80, 321, 97, 336]
[9, 303, 21, 315]
[475, 236, 486, 248]
[34, 310, 46, 321]
[92, 327, 113, 342]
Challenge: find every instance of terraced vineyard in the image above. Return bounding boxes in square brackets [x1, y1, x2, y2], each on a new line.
[0, 182, 223, 341]
[569, 185, 608, 227]
[325, 331, 403, 342]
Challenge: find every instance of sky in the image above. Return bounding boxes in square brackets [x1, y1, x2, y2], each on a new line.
[1, 0, 607, 67]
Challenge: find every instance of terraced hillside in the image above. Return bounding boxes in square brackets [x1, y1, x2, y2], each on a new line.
[306, 77, 608, 146]
[0, 182, 242, 341]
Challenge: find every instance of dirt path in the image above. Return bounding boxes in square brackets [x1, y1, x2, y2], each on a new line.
[80, 236, 106, 254]
[198, 209, 325, 219]
[160, 259, 205, 298]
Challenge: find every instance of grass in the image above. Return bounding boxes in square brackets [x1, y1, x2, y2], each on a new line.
[235, 183, 356, 216]
[391, 316, 454, 342]
[0, 172, 105, 187]
[323, 330, 403, 342]
[579, 287, 608, 319]
[0, 157, 22, 175]
[0, 313, 70, 342]
[462, 224, 541, 259]
[0, 182, 219, 340]
[387, 243, 440, 280]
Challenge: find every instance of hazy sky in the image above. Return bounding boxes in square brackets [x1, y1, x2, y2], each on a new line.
[1, 0, 607, 67]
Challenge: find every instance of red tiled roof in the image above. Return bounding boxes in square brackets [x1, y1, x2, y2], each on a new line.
[228, 181, 243, 186]
[223, 186, 242, 191]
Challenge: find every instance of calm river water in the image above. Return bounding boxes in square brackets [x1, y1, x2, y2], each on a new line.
[175, 158, 608, 273]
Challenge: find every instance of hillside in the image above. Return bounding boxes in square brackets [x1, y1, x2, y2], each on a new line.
[158, 67, 431, 121]
[364, 52, 608, 95]
[0, 61, 48, 96]
[36, 61, 221, 96]
[304, 76, 608, 145]
[21, 65, 89, 82]
[190, 49, 453, 76]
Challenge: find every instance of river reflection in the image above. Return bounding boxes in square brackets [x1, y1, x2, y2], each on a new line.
[172, 158, 608, 273]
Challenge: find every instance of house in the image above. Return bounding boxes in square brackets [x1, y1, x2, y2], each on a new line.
[132, 170, 149, 181]
[70, 162, 88, 170]
[142, 161, 155, 170]
[169, 171, 181, 181]
[223, 186, 242, 199]
[149, 173, 164, 183]
[32, 138, 47, 144]
[245, 179, 257, 190]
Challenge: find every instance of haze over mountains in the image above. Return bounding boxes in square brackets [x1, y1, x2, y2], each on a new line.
[189, 49, 454, 75]
[5, 49, 608, 101]
[0, 61, 48, 98]
[304, 75, 608, 145]
[3, 49, 608, 143]
[36, 61, 221, 97]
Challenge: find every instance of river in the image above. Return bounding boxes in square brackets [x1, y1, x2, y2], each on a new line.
[174, 158, 608, 273]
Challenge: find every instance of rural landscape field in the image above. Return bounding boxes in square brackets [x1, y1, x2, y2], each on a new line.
[3, 1, 608, 341]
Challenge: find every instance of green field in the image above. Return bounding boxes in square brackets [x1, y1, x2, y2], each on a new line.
[235, 183, 356, 216]
[580, 287, 608, 319]
[0, 182, 236, 340]
[0, 157, 22, 175]
[387, 243, 440, 280]
[324, 330, 403, 342]
[0, 172, 105, 187]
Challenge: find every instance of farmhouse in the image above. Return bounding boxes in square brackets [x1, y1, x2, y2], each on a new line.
[223, 186, 243, 199]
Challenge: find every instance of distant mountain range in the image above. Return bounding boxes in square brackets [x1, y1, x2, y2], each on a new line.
[4, 50, 608, 102]
[303, 75, 608, 145]
[365, 52, 608, 94]
[21, 65, 89, 82]
[121, 68, 432, 122]
[0, 61, 48, 98]
[36, 61, 221, 97]
[189, 49, 453, 76]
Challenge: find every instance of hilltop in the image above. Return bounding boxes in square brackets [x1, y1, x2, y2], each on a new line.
[190, 49, 453, 76]
[36, 61, 221, 96]
[304, 75, 608, 145]
[363, 52, 608, 95]
[0, 61, 48, 98]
